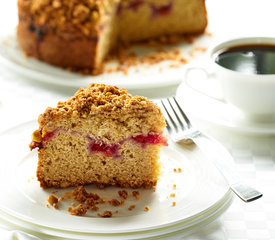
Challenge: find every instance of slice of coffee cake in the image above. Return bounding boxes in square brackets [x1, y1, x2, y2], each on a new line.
[30, 84, 167, 189]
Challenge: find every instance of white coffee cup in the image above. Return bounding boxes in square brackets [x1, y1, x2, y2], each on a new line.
[185, 37, 275, 121]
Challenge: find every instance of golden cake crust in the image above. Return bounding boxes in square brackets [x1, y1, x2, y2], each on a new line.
[17, 0, 109, 36]
[37, 84, 166, 143]
[39, 83, 163, 125]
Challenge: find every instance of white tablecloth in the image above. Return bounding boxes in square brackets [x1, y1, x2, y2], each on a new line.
[1, 59, 275, 240]
[1, 0, 275, 239]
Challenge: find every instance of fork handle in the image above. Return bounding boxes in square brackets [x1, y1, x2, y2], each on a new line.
[191, 134, 263, 202]
[231, 181, 263, 202]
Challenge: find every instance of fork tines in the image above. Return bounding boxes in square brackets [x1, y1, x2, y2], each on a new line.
[158, 97, 189, 132]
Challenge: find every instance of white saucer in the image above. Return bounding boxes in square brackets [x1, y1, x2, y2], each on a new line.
[176, 79, 275, 135]
[0, 120, 232, 239]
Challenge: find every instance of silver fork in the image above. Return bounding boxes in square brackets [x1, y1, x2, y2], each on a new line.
[158, 96, 263, 202]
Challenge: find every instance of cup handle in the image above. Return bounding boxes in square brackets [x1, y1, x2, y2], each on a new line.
[184, 67, 226, 103]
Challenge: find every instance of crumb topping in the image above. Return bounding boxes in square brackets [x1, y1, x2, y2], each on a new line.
[72, 186, 104, 205]
[47, 194, 59, 208]
[98, 210, 113, 218]
[38, 83, 163, 127]
[108, 198, 121, 207]
[68, 204, 88, 216]
[144, 205, 150, 211]
[132, 190, 140, 200]
[118, 190, 128, 199]
[170, 193, 175, 197]
[17, 0, 117, 36]
[32, 129, 42, 143]
[128, 204, 135, 211]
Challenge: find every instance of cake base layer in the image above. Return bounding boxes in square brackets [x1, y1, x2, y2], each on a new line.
[17, 20, 100, 70]
[37, 131, 163, 189]
[118, 0, 207, 43]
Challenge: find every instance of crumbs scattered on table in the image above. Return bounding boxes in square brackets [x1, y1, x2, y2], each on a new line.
[98, 211, 113, 218]
[47, 195, 59, 209]
[68, 204, 87, 216]
[27, 176, 35, 183]
[62, 192, 73, 201]
[109, 199, 122, 207]
[128, 205, 136, 211]
[168, 64, 181, 68]
[193, 46, 208, 52]
[118, 190, 128, 199]
[104, 43, 192, 75]
[90, 205, 99, 211]
[46, 186, 149, 217]
[95, 183, 107, 189]
[189, 45, 208, 58]
[205, 30, 213, 37]
[132, 191, 140, 200]
[170, 193, 176, 198]
[173, 168, 182, 173]
[144, 205, 150, 211]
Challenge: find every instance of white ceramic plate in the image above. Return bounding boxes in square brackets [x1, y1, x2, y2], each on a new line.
[0, 193, 233, 240]
[0, 120, 231, 236]
[0, 32, 210, 90]
[0, 1, 211, 90]
[176, 78, 275, 135]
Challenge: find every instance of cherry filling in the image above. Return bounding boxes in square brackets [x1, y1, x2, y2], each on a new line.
[30, 129, 58, 150]
[31, 129, 167, 158]
[43, 130, 57, 142]
[117, 0, 173, 17]
[151, 2, 173, 17]
[30, 141, 42, 151]
[117, 0, 144, 14]
[88, 134, 167, 157]
[88, 138, 120, 158]
[132, 134, 168, 147]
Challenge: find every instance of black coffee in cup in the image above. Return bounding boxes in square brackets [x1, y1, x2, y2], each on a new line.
[214, 44, 275, 74]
